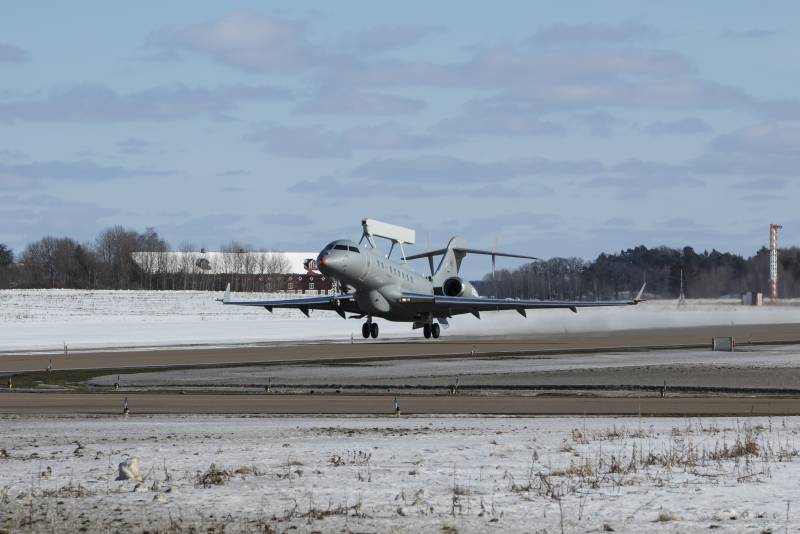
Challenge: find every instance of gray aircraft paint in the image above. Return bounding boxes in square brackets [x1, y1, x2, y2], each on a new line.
[221, 234, 644, 338]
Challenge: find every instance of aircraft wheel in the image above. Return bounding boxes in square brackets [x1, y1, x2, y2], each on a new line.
[362, 322, 370, 339]
[432, 322, 440, 339]
[370, 322, 379, 339]
[423, 323, 431, 339]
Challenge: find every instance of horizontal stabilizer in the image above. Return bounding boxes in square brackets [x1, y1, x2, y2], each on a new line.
[405, 247, 540, 262]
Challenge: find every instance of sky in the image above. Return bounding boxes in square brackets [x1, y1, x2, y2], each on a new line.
[1, 2, 799, 278]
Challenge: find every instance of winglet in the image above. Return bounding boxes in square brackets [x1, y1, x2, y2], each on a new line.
[634, 282, 647, 303]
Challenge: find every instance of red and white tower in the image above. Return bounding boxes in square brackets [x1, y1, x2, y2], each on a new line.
[769, 223, 783, 302]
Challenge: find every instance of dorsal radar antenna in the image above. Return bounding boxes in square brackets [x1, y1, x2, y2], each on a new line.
[360, 218, 416, 263]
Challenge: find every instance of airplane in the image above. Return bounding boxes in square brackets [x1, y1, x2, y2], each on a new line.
[220, 219, 645, 339]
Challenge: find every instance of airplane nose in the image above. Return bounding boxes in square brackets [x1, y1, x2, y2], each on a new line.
[318, 254, 342, 272]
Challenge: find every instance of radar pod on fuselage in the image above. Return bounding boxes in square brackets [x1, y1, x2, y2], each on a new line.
[219, 220, 645, 340]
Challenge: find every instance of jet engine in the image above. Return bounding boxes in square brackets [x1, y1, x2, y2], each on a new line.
[442, 277, 467, 297]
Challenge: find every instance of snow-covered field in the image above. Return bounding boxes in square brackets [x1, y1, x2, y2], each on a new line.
[1, 289, 799, 352]
[2, 415, 800, 532]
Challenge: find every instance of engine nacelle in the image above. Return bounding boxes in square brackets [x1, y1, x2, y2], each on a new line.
[442, 277, 471, 297]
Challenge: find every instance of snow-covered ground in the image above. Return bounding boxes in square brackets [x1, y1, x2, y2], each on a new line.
[2, 415, 800, 532]
[1, 289, 799, 352]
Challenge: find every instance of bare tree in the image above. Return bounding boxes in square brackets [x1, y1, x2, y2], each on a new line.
[19, 237, 97, 288]
[0, 243, 13, 289]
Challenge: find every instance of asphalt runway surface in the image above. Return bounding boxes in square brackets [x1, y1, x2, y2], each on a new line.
[3, 323, 800, 416]
[2, 323, 798, 374]
[4, 392, 800, 416]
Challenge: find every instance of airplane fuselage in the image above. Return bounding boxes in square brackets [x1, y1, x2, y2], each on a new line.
[221, 229, 643, 340]
[317, 239, 468, 322]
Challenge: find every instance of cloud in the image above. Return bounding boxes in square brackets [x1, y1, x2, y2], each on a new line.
[244, 122, 445, 158]
[350, 155, 603, 186]
[0, 148, 27, 161]
[584, 174, 703, 193]
[339, 26, 442, 54]
[293, 87, 425, 115]
[642, 117, 712, 134]
[530, 22, 659, 45]
[731, 178, 787, 189]
[572, 111, 621, 136]
[436, 98, 565, 137]
[218, 169, 250, 177]
[435, 113, 565, 137]
[0, 159, 169, 191]
[0, 43, 29, 63]
[157, 214, 254, 250]
[0, 195, 119, 249]
[150, 11, 323, 74]
[690, 123, 800, 175]
[147, 14, 781, 125]
[260, 213, 314, 226]
[334, 46, 696, 88]
[287, 175, 554, 198]
[721, 28, 777, 40]
[475, 78, 750, 115]
[149, 15, 769, 121]
[757, 98, 800, 121]
[0, 174, 37, 192]
[604, 217, 635, 227]
[661, 216, 705, 229]
[0, 83, 292, 123]
[117, 138, 164, 155]
[583, 159, 704, 196]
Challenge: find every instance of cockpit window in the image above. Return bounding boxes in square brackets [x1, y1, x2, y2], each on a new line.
[348, 246, 360, 253]
[333, 244, 349, 251]
[323, 242, 336, 251]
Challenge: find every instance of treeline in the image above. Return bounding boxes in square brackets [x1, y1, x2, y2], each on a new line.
[474, 245, 800, 300]
[3, 229, 800, 299]
[0, 226, 291, 291]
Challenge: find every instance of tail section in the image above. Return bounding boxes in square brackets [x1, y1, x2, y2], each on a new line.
[431, 237, 468, 286]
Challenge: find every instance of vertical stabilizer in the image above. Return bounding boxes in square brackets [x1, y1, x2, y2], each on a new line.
[431, 237, 468, 286]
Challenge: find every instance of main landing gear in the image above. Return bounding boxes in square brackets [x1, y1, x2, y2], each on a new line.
[362, 320, 379, 339]
[423, 322, 440, 339]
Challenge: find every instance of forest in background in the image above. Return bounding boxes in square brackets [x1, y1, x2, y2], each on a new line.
[1, 227, 799, 299]
[0, 226, 291, 292]
[474, 245, 800, 299]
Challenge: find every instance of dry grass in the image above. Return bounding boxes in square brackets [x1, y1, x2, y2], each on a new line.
[708, 428, 759, 460]
[550, 459, 594, 478]
[196, 463, 231, 487]
[656, 510, 680, 522]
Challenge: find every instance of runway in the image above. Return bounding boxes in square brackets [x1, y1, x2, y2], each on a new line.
[2, 322, 798, 374]
[3, 323, 800, 416]
[4, 392, 800, 416]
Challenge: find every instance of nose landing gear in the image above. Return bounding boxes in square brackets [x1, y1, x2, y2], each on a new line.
[362, 319, 379, 339]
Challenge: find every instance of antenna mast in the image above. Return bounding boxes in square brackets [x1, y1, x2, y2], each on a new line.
[769, 223, 783, 302]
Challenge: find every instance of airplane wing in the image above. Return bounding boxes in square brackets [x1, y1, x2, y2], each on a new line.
[219, 283, 357, 318]
[399, 284, 646, 317]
